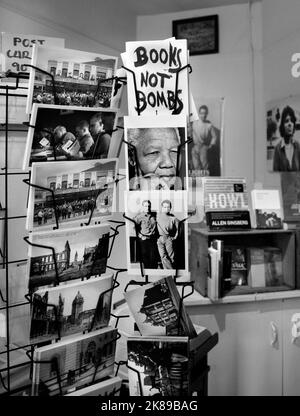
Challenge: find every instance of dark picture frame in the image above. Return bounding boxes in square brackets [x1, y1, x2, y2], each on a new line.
[172, 15, 219, 56]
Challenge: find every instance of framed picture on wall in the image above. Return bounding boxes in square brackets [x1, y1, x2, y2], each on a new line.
[172, 15, 219, 56]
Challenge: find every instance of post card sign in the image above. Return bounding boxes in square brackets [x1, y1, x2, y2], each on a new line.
[1, 33, 65, 73]
[122, 38, 189, 116]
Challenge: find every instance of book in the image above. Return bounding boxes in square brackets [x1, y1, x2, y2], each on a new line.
[26, 45, 118, 113]
[280, 172, 300, 222]
[30, 273, 113, 344]
[207, 240, 223, 300]
[251, 189, 283, 229]
[228, 246, 248, 287]
[31, 326, 118, 396]
[27, 224, 110, 292]
[248, 248, 266, 287]
[65, 376, 122, 396]
[26, 158, 118, 231]
[248, 247, 283, 288]
[124, 276, 197, 338]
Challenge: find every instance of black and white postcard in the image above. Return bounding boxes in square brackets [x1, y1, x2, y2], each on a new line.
[127, 336, 190, 396]
[26, 158, 118, 231]
[122, 38, 189, 117]
[124, 276, 196, 337]
[65, 376, 122, 396]
[124, 190, 188, 276]
[32, 326, 117, 396]
[26, 45, 118, 113]
[267, 96, 300, 172]
[23, 104, 118, 168]
[27, 224, 110, 292]
[124, 115, 188, 191]
[188, 96, 224, 182]
[30, 273, 113, 344]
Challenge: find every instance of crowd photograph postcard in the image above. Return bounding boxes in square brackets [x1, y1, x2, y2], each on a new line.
[27, 224, 110, 292]
[30, 273, 113, 344]
[124, 190, 188, 276]
[32, 327, 117, 396]
[26, 158, 118, 231]
[127, 336, 190, 396]
[26, 45, 118, 113]
[124, 276, 196, 337]
[188, 96, 224, 180]
[124, 115, 188, 191]
[23, 104, 118, 168]
[122, 38, 189, 117]
[266, 96, 300, 172]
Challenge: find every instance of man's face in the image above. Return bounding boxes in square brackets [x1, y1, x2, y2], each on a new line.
[161, 202, 171, 214]
[199, 108, 208, 122]
[135, 128, 179, 188]
[283, 114, 295, 138]
[142, 201, 151, 213]
[76, 127, 84, 138]
[90, 118, 103, 136]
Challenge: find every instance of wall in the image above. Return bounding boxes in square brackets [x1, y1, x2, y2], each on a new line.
[137, 2, 263, 189]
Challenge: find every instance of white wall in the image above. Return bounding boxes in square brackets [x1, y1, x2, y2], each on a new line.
[137, 2, 263, 189]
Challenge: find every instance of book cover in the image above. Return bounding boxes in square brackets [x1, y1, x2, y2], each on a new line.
[264, 247, 284, 287]
[27, 224, 110, 292]
[31, 327, 117, 396]
[251, 189, 283, 229]
[281, 172, 300, 222]
[30, 274, 113, 344]
[122, 38, 189, 117]
[26, 45, 118, 114]
[248, 247, 266, 288]
[23, 104, 119, 168]
[228, 246, 248, 286]
[65, 376, 122, 396]
[124, 276, 196, 338]
[127, 336, 190, 396]
[26, 158, 118, 231]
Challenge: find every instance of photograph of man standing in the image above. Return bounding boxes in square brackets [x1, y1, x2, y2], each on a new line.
[156, 200, 179, 269]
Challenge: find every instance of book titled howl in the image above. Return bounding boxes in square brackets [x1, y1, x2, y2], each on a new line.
[202, 177, 251, 230]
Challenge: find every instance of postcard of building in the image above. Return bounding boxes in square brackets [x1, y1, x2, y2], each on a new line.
[27, 224, 110, 292]
[124, 114, 188, 191]
[65, 376, 122, 396]
[122, 38, 189, 117]
[124, 190, 188, 276]
[127, 336, 190, 396]
[23, 104, 119, 169]
[124, 276, 196, 337]
[26, 45, 118, 114]
[30, 273, 113, 344]
[31, 326, 117, 396]
[26, 158, 118, 231]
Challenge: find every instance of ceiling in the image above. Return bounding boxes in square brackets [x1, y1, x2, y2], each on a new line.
[123, 0, 249, 16]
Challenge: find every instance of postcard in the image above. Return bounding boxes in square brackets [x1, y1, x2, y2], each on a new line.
[32, 326, 117, 396]
[124, 115, 188, 191]
[124, 276, 196, 337]
[26, 158, 118, 231]
[23, 104, 119, 168]
[65, 376, 122, 396]
[30, 273, 114, 344]
[27, 224, 110, 292]
[127, 336, 190, 396]
[26, 45, 118, 113]
[124, 190, 188, 276]
[122, 38, 189, 117]
[0, 262, 28, 306]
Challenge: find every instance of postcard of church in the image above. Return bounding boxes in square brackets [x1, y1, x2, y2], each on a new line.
[26, 44, 118, 114]
[27, 223, 110, 292]
[29, 273, 113, 344]
[26, 158, 118, 231]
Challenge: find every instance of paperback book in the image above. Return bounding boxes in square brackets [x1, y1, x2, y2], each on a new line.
[31, 326, 117, 396]
[26, 45, 118, 113]
[251, 189, 283, 229]
[23, 104, 118, 168]
[248, 247, 284, 288]
[124, 276, 197, 337]
[27, 224, 110, 292]
[26, 159, 118, 231]
[228, 246, 248, 287]
[30, 273, 113, 344]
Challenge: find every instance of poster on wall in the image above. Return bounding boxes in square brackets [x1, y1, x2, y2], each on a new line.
[266, 96, 300, 172]
[188, 96, 224, 185]
[0, 32, 65, 75]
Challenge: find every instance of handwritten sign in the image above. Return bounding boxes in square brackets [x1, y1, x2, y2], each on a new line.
[1, 32, 65, 73]
[122, 38, 189, 116]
